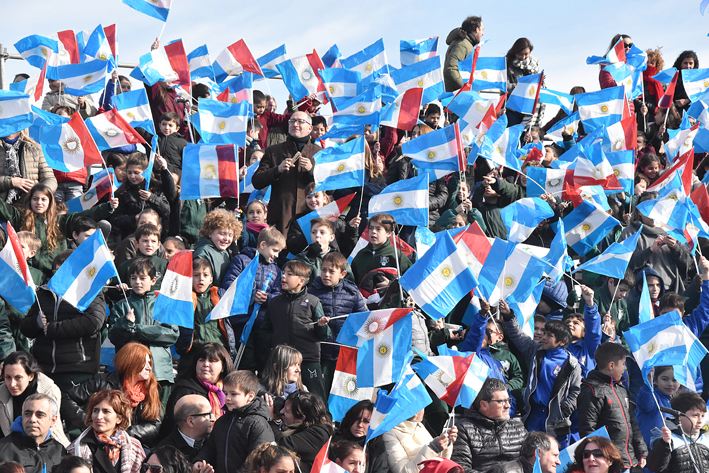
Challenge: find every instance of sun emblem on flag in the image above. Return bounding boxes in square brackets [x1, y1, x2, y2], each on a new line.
[392, 194, 404, 206]
[614, 169, 620, 177]
[684, 137, 694, 146]
[503, 274, 516, 287]
[302, 70, 312, 81]
[591, 167, 605, 179]
[231, 97, 238, 104]
[366, 64, 372, 71]
[568, 126, 574, 134]
[600, 105, 609, 113]
[669, 193, 678, 201]
[85, 265, 98, 279]
[614, 140, 624, 150]
[704, 81, 709, 88]
[337, 164, 346, 172]
[169, 277, 179, 296]
[127, 112, 135, 118]
[204, 164, 217, 179]
[582, 223, 593, 233]
[547, 178, 562, 189]
[218, 122, 226, 130]
[41, 48, 48, 56]
[440, 266, 453, 280]
[495, 146, 502, 154]
[84, 75, 93, 83]
[434, 369, 454, 387]
[376, 343, 391, 358]
[357, 106, 366, 114]
[329, 86, 335, 94]
[481, 71, 488, 78]
[417, 80, 424, 87]
[61, 137, 82, 155]
[474, 102, 487, 112]
[647, 342, 657, 356]
[427, 151, 436, 159]
[83, 189, 96, 201]
[363, 316, 385, 336]
[528, 86, 536, 96]
[343, 376, 359, 396]
[99, 54, 107, 60]
[103, 127, 121, 138]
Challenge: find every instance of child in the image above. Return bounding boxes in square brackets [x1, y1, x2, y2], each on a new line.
[435, 180, 486, 232]
[0, 183, 118, 279]
[193, 370, 275, 473]
[295, 217, 354, 284]
[155, 111, 189, 177]
[118, 223, 167, 291]
[626, 268, 664, 327]
[636, 366, 679, 448]
[193, 209, 243, 287]
[646, 391, 709, 473]
[108, 257, 179, 405]
[111, 153, 171, 239]
[16, 231, 48, 286]
[311, 116, 328, 142]
[578, 342, 647, 470]
[241, 200, 268, 249]
[253, 90, 292, 149]
[68, 216, 98, 248]
[565, 285, 602, 377]
[471, 170, 526, 240]
[448, 213, 468, 229]
[502, 301, 581, 448]
[221, 227, 283, 372]
[637, 153, 662, 185]
[104, 152, 127, 183]
[163, 237, 185, 260]
[114, 209, 166, 266]
[585, 271, 634, 333]
[536, 279, 568, 322]
[175, 258, 234, 375]
[261, 260, 330, 401]
[309, 252, 367, 398]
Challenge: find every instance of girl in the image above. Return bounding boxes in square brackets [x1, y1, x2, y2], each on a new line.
[111, 152, 172, 239]
[436, 180, 486, 232]
[636, 366, 679, 448]
[260, 345, 305, 415]
[104, 151, 127, 184]
[245, 443, 299, 473]
[636, 154, 662, 185]
[330, 441, 365, 473]
[242, 200, 269, 249]
[0, 183, 118, 279]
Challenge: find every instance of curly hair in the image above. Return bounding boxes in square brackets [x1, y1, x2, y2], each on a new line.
[85, 390, 132, 431]
[199, 208, 243, 241]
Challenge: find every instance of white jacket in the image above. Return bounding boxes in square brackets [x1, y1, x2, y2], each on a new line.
[382, 420, 453, 473]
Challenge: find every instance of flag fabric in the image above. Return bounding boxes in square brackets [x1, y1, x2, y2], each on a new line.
[40, 113, 103, 172]
[122, 0, 172, 21]
[412, 350, 488, 408]
[400, 38, 438, 67]
[586, 38, 626, 65]
[164, 40, 191, 92]
[558, 428, 611, 473]
[658, 71, 679, 109]
[311, 440, 347, 473]
[468, 57, 507, 92]
[340, 39, 388, 86]
[112, 88, 155, 134]
[240, 161, 259, 195]
[604, 116, 637, 153]
[452, 222, 491, 278]
[369, 175, 429, 227]
[563, 201, 620, 257]
[391, 56, 443, 105]
[525, 167, 568, 198]
[207, 255, 258, 321]
[507, 73, 542, 115]
[402, 125, 462, 180]
[47, 230, 117, 312]
[197, 99, 249, 146]
[0, 223, 36, 313]
[14, 35, 58, 69]
[681, 68, 709, 102]
[499, 198, 554, 243]
[0, 91, 33, 137]
[648, 149, 694, 194]
[152, 250, 194, 328]
[664, 123, 699, 162]
[366, 390, 398, 442]
[84, 108, 145, 151]
[66, 168, 116, 213]
[276, 53, 327, 103]
[573, 143, 623, 189]
[187, 45, 215, 80]
[639, 273, 653, 325]
[28, 105, 67, 142]
[181, 144, 239, 200]
[572, 185, 611, 211]
[415, 227, 436, 258]
[484, 119, 525, 172]
[337, 308, 413, 347]
[53, 59, 108, 96]
[213, 40, 262, 82]
[313, 136, 366, 193]
[347, 224, 415, 264]
[8, 70, 44, 104]
[688, 98, 709, 128]
[319, 68, 361, 110]
[638, 175, 690, 230]
[546, 111, 580, 144]
[319, 124, 366, 145]
[257, 44, 288, 79]
[576, 86, 625, 132]
[356, 312, 412, 387]
[400, 233, 478, 321]
[297, 193, 356, 245]
[572, 226, 642, 278]
[380, 87, 423, 131]
[216, 73, 253, 105]
[539, 88, 574, 115]
[508, 280, 545, 337]
[328, 346, 377, 423]
[445, 91, 491, 129]
[331, 87, 382, 126]
[84, 25, 114, 66]
[133, 48, 177, 86]
[321, 44, 342, 68]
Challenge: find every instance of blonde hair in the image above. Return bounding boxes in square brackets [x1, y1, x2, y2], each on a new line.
[199, 209, 243, 240]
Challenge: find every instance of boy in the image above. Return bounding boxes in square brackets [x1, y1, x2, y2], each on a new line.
[626, 267, 664, 326]
[585, 271, 634, 333]
[114, 209, 167, 266]
[533, 315, 546, 343]
[309, 252, 367, 398]
[502, 300, 581, 448]
[220, 227, 284, 372]
[69, 217, 98, 247]
[310, 116, 328, 142]
[295, 217, 354, 284]
[175, 258, 234, 375]
[578, 342, 647, 470]
[193, 370, 274, 473]
[646, 391, 709, 473]
[118, 223, 167, 291]
[253, 90, 292, 149]
[564, 285, 602, 377]
[261, 260, 330, 401]
[108, 258, 179, 405]
[17, 232, 47, 287]
[157, 111, 188, 177]
[193, 209, 243, 287]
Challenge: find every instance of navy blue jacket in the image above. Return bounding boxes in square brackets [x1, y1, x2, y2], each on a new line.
[567, 303, 602, 377]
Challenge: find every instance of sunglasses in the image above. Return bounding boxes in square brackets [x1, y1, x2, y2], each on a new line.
[141, 465, 164, 473]
[624, 43, 633, 50]
[583, 449, 605, 459]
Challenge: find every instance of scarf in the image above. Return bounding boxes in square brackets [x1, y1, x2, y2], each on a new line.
[246, 222, 269, 234]
[292, 134, 310, 152]
[2, 137, 22, 204]
[201, 379, 225, 418]
[511, 56, 540, 75]
[643, 65, 665, 101]
[123, 379, 147, 407]
[95, 429, 126, 467]
[283, 382, 299, 397]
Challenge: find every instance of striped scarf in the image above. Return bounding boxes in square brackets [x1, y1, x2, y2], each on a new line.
[95, 429, 126, 466]
[201, 379, 225, 418]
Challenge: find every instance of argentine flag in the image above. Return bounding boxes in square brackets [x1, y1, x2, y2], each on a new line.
[402, 124, 462, 180]
[681, 68, 709, 102]
[187, 45, 215, 80]
[313, 136, 366, 193]
[563, 200, 620, 257]
[499, 198, 554, 243]
[53, 59, 108, 96]
[340, 39, 389, 86]
[572, 226, 642, 279]
[320, 68, 362, 110]
[576, 86, 624, 133]
[331, 87, 382, 126]
[257, 44, 288, 79]
[122, 0, 172, 21]
[400, 37, 438, 67]
[197, 99, 249, 146]
[391, 56, 444, 105]
[369, 175, 429, 227]
[0, 91, 33, 137]
[356, 312, 412, 388]
[539, 88, 574, 115]
[14, 34, 58, 69]
[507, 73, 542, 115]
[112, 89, 155, 134]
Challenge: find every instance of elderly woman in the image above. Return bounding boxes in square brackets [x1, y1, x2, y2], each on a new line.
[0, 130, 56, 205]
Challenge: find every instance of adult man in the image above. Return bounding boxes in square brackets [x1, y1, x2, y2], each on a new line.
[0, 393, 65, 473]
[452, 378, 527, 473]
[252, 111, 321, 235]
[157, 394, 215, 461]
[443, 16, 485, 92]
[485, 432, 561, 473]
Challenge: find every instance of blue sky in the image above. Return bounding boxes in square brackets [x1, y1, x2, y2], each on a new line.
[4, 0, 709, 117]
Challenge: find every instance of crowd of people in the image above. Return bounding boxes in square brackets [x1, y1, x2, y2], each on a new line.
[1, 11, 709, 473]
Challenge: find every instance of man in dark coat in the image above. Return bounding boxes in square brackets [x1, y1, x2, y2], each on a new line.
[485, 432, 560, 473]
[157, 395, 215, 461]
[452, 378, 527, 473]
[252, 111, 321, 235]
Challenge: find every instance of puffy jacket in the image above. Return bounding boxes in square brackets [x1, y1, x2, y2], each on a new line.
[647, 423, 709, 473]
[381, 419, 453, 473]
[310, 276, 367, 361]
[451, 408, 527, 473]
[111, 174, 172, 239]
[350, 239, 412, 286]
[484, 458, 532, 473]
[159, 374, 210, 438]
[443, 28, 478, 92]
[61, 370, 162, 448]
[295, 245, 354, 285]
[539, 278, 568, 322]
[0, 427, 66, 473]
[271, 422, 332, 473]
[578, 370, 648, 468]
[193, 397, 275, 473]
[220, 247, 282, 325]
[0, 138, 57, 202]
[428, 176, 450, 226]
[20, 286, 105, 375]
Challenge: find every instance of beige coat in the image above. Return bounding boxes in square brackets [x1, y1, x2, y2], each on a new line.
[0, 138, 58, 201]
[41, 92, 96, 119]
[0, 371, 70, 446]
[382, 420, 453, 473]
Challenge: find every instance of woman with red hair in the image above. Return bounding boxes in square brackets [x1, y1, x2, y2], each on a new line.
[62, 343, 162, 448]
[564, 436, 624, 473]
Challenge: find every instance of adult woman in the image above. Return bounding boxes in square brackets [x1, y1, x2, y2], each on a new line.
[506, 38, 545, 127]
[62, 343, 162, 448]
[160, 342, 233, 437]
[267, 392, 333, 472]
[68, 390, 146, 473]
[260, 345, 306, 415]
[671, 50, 700, 112]
[0, 351, 70, 446]
[382, 409, 457, 473]
[564, 436, 624, 473]
[599, 35, 633, 89]
[144, 446, 192, 473]
[245, 443, 299, 473]
[0, 130, 57, 205]
[333, 401, 388, 473]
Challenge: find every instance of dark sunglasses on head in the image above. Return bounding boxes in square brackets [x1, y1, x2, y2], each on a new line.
[141, 464, 164, 473]
[583, 449, 605, 459]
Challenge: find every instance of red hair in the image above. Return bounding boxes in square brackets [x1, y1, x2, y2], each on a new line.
[113, 343, 161, 420]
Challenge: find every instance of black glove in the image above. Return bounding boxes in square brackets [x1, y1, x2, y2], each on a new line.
[306, 242, 322, 259]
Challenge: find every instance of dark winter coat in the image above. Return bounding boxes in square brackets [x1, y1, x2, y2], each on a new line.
[271, 422, 332, 473]
[159, 374, 210, 438]
[156, 427, 200, 461]
[111, 171, 172, 239]
[428, 176, 450, 226]
[286, 213, 358, 257]
[647, 422, 709, 473]
[0, 429, 65, 473]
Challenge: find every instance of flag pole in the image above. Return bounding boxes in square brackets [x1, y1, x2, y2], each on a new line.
[391, 223, 405, 303]
[640, 74, 648, 132]
[649, 368, 669, 430]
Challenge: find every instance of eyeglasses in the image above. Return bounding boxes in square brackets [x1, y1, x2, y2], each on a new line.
[486, 329, 502, 337]
[189, 411, 215, 419]
[288, 119, 311, 125]
[583, 449, 605, 459]
[488, 398, 511, 405]
[141, 464, 164, 473]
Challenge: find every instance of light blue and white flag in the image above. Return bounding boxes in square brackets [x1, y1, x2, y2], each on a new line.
[14, 35, 58, 69]
[365, 390, 398, 442]
[546, 111, 580, 144]
[313, 136, 366, 193]
[240, 161, 259, 195]
[133, 48, 177, 86]
[331, 87, 382, 126]
[122, 0, 172, 21]
[638, 174, 690, 230]
[320, 68, 362, 110]
[84, 25, 114, 68]
[356, 313, 412, 387]
[651, 67, 678, 84]
[340, 39, 388, 86]
[606, 149, 634, 194]
[576, 86, 625, 133]
[525, 167, 569, 198]
[53, 59, 108, 96]
[197, 99, 249, 146]
[400, 38, 438, 67]
[328, 346, 377, 423]
[402, 125, 462, 180]
[539, 88, 574, 115]
[257, 44, 288, 79]
[507, 73, 542, 115]
[458, 56, 507, 92]
[0, 91, 33, 137]
[28, 106, 68, 142]
[499, 198, 554, 243]
[563, 200, 620, 256]
[391, 56, 443, 105]
[187, 45, 215, 80]
[486, 120, 525, 172]
[369, 175, 429, 227]
[681, 68, 709, 102]
[575, 186, 611, 211]
[508, 280, 545, 337]
[572, 226, 641, 279]
[321, 44, 342, 68]
[208, 255, 258, 321]
[47, 230, 117, 312]
[639, 272, 653, 324]
[112, 89, 155, 134]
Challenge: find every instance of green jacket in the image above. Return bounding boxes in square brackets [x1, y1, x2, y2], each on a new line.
[435, 200, 487, 231]
[471, 178, 525, 240]
[0, 298, 16, 362]
[108, 291, 179, 383]
[443, 28, 477, 92]
[350, 239, 412, 285]
[0, 200, 113, 279]
[193, 238, 231, 287]
[117, 253, 167, 291]
[488, 341, 525, 400]
[180, 199, 208, 248]
[584, 284, 629, 333]
[294, 246, 355, 285]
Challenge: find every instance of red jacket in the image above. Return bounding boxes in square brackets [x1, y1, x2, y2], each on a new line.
[599, 68, 635, 114]
[256, 110, 292, 149]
